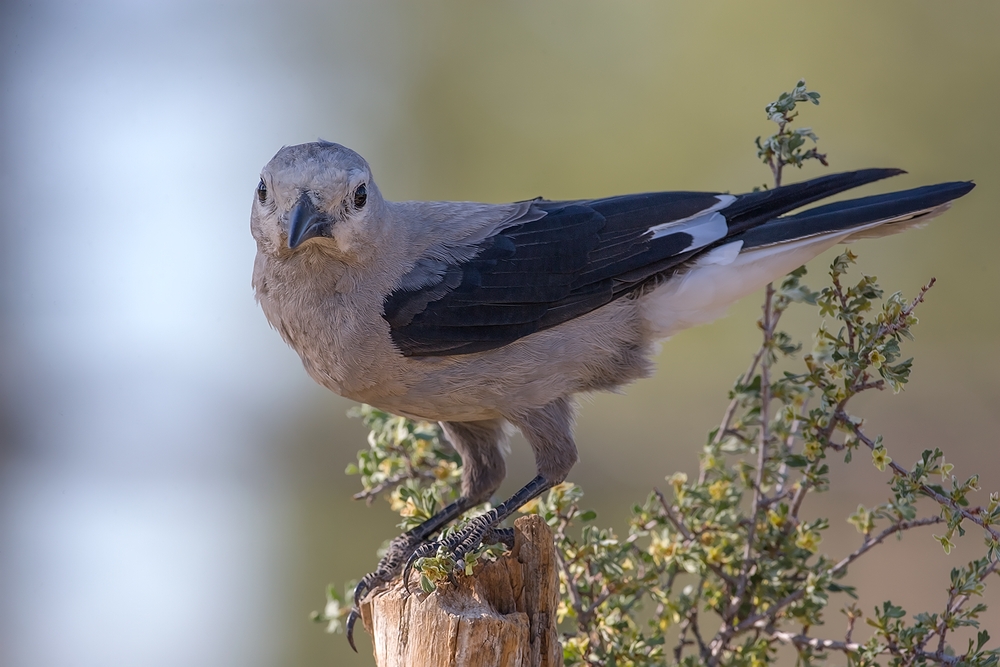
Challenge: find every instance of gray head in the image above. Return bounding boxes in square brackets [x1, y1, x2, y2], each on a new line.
[250, 141, 385, 259]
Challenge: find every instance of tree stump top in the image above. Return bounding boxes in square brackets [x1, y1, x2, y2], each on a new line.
[361, 515, 563, 667]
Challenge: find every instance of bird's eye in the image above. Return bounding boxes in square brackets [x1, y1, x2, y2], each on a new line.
[353, 183, 367, 209]
[256, 179, 267, 204]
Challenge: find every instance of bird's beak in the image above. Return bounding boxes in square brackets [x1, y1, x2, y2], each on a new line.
[287, 192, 331, 249]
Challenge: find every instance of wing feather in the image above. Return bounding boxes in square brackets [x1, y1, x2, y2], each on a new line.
[383, 169, 907, 356]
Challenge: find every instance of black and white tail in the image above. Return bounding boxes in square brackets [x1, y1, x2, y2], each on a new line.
[641, 174, 975, 338]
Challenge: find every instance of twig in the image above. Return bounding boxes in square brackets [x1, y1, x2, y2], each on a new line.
[935, 559, 999, 660]
[847, 423, 1000, 542]
[730, 516, 945, 637]
[829, 516, 945, 576]
[830, 268, 856, 348]
[881, 278, 936, 340]
[654, 489, 738, 588]
[768, 628, 864, 654]
[353, 469, 434, 503]
[690, 603, 709, 659]
[844, 609, 858, 644]
[710, 348, 766, 449]
[775, 400, 807, 496]
[914, 650, 966, 666]
[714, 357, 761, 434]
[730, 284, 776, 623]
[584, 587, 614, 623]
[674, 575, 710, 663]
[553, 532, 586, 624]
[707, 283, 788, 490]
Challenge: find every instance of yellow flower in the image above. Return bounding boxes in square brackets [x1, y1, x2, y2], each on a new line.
[556, 600, 573, 624]
[803, 440, 823, 461]
[813, 337, 835, 364]
[649, 531, 677, 562]
[706, 546, 724, 565]
[389, 493, 408, 513]
[868, 349, 886, 369]
[708, 479, 730, 501]
[434, 461, 457, 480]
[519, 497, 540, 514]
[795, 526, 821, 553]
[398, 498, 419, 518]
[847, 505, 872, 534]
[872, 447, 892, 472]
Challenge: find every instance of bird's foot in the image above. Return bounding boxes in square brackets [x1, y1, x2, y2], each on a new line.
[345, 531, 424, 652]
[402, 511, 516, 593]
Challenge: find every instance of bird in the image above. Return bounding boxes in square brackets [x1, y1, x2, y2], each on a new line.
[250, 140, 973, 649]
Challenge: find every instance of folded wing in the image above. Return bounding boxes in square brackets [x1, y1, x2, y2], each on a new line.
[382, 168, 952, 357]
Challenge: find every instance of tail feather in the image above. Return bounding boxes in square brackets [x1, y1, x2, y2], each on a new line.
[724, 168, 906, 234]
[732, 181, 975, 248]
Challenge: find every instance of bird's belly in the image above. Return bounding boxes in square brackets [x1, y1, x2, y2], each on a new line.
[360, 300, 653, 423]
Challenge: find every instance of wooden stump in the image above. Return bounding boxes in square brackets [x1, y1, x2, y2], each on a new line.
[361, 515, 563, 667]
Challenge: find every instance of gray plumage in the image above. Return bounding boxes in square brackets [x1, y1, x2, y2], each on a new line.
[250, 141, 973, 648]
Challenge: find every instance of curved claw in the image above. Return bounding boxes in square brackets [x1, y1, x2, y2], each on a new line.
[353, 577, 371, 608]
[346, 577, 376, 653]
[346, 606, 362, 652]
[402, 553, 418, 595]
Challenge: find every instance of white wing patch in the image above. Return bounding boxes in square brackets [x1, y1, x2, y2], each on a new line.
[647, 194, 736, 251]
[693, 240, 743, 266]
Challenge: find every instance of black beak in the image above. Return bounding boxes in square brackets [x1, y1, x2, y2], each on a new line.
[287, 192, 331, 249]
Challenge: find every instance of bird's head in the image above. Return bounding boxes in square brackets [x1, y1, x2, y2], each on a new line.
[250, 141, 385, 260]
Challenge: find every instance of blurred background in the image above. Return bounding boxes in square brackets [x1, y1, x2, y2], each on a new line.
[1, 2, 998, 665]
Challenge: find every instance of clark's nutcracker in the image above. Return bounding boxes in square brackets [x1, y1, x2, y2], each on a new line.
[250, 141, 973, 648]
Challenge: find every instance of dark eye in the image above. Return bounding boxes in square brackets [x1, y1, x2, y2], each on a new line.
[353, 183, 367, 209]
[256, 179, 267, 204]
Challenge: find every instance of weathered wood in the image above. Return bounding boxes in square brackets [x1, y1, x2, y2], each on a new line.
[361, 515, 563, 667]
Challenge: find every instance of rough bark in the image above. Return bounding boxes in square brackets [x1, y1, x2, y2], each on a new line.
[361, 515, 562, 667]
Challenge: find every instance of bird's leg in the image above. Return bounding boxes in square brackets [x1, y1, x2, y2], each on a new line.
[402, 474, 551, 585]
[403, 397, 579, 583]
[346, 417, 509, 651]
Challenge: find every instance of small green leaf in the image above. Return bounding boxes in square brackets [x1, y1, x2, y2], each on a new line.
[786, 454, 810, 468]
[934, 534, 955, 555]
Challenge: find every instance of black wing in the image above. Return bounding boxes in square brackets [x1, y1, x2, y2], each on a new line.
[383, 169, 904, 357]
